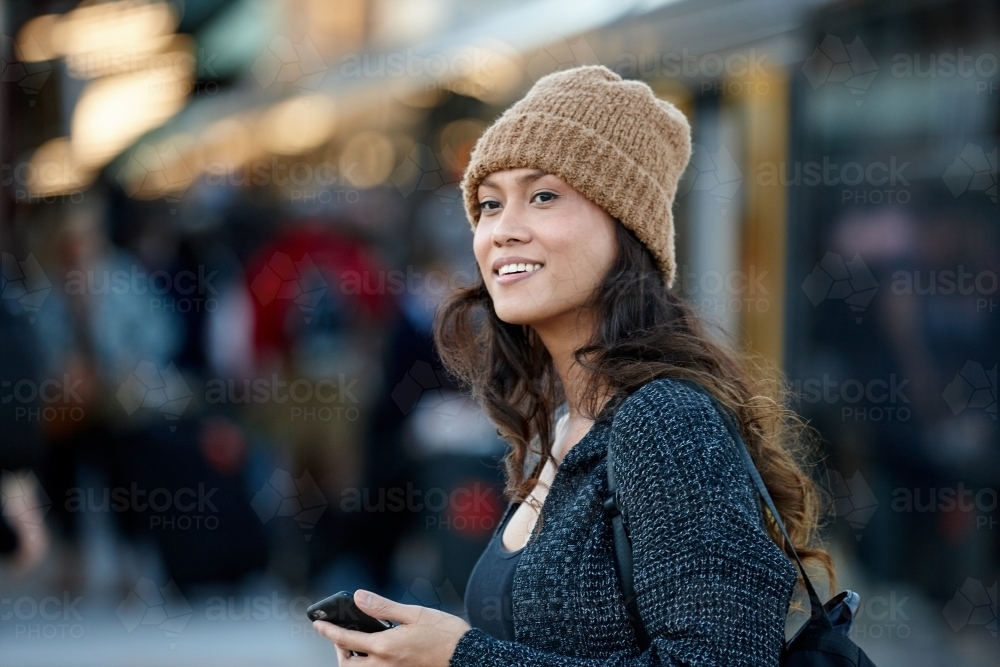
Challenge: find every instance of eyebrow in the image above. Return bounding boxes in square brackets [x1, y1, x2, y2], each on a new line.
[479, 169, 548, 190]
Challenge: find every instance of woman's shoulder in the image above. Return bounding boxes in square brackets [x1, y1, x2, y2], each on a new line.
[609, 376, 766, 527]
[609, 376, 735, 468]
[612, 376, 716, 425]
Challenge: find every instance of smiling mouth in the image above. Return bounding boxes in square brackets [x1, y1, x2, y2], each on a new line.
[496, 262, 543, 277]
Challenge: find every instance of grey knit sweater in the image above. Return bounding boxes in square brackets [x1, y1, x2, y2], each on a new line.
[451, 377, 798, 666]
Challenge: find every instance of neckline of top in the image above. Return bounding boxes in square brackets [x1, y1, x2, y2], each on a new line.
[495, 501, 526, 557]
[554, 412, 615, 471]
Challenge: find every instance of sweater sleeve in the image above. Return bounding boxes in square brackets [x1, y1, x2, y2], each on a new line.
[449, 378, 796, 667]
[608, 378, 796, 664]
[450, 627, 644, 667]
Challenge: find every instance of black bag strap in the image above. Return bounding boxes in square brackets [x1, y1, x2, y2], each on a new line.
[603, 459, 651, 649]
[603, 378, 831, 652]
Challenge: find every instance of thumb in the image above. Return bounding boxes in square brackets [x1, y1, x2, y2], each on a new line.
[355, 590, 419, 624]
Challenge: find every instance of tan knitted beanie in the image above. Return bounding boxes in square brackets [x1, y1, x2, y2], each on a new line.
[460, 64, 692, 288]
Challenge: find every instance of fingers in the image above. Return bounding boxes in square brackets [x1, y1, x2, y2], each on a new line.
[313, 620, 380, 656]
[354, 589, 418, 625]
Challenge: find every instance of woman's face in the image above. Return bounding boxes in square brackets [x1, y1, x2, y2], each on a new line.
[473, 168, 617, 327]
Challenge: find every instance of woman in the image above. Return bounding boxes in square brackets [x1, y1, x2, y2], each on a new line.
[314, 65, 835, 666]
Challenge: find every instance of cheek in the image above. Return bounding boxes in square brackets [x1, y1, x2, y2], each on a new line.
[472, 226, 500, 295]
[556, 222, 615, 292]
[472, 225, 491, 270]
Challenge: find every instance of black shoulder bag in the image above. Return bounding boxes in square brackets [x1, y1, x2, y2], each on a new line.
[603, 378, 877, 666]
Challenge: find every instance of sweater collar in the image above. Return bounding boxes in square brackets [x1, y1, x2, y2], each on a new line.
[555, 414, 614, 473]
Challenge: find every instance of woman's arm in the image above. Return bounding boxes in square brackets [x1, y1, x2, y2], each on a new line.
[609, 378, 797, 664]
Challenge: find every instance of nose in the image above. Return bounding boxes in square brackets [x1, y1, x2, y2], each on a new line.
[491, 204, 530, 246]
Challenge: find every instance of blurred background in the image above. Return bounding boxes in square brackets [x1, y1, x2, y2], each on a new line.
[0, 0, 996, 665]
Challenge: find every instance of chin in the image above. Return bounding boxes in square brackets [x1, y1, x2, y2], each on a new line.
[491, 302, 549, 326]
[492, 308, 535, 326]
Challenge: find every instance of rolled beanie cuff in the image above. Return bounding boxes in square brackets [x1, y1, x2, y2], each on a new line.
[462, 110, 679, 287]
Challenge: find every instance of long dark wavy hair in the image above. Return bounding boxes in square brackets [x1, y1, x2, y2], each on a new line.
[433, 219, 836, 593]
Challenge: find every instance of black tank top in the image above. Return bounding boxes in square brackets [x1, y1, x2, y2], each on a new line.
[464, 501, 522, 641]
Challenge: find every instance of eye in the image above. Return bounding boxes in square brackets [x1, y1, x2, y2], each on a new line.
[478, 200, 500, 212]
[532, 191, 558, 204]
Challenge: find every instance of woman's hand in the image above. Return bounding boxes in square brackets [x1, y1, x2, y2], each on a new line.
[313, 589, 472, 666]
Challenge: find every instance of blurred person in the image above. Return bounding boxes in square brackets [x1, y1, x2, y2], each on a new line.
[314, 66, 836, 665]
[817, 205, 1000, 596]
[0, 300, 50, 576]
[242, 220, 394, 585]
[31, 192, 182, 590]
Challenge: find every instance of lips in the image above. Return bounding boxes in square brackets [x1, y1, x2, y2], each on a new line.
[491, 256, 544, 284]
[495, 267, 540, 285]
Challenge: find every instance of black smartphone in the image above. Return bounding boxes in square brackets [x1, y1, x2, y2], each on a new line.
[307, 591, 394, 633]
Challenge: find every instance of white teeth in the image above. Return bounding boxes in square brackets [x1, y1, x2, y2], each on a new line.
[498, 263, 542, 276]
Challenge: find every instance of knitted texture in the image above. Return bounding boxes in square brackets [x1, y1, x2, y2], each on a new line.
[460, 65, 692, 288]
[451, 377, 798, 666]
